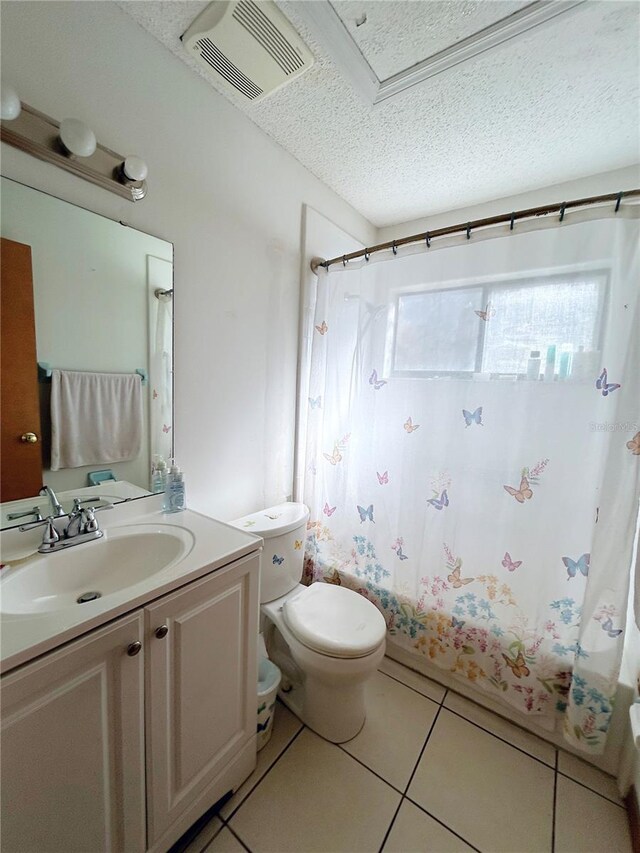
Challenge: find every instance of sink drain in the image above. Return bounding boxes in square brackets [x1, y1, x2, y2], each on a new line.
[77, 591, 102, 604]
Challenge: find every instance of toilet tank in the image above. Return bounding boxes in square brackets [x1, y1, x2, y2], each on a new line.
[230, 502, 309, 603]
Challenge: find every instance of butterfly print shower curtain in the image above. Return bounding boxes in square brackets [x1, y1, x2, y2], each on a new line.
[299, 215, 640, 754]
[149, 260, 173, 465]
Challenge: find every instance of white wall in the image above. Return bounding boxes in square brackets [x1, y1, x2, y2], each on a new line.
[377, 164, 640, 243]
[0, 0, 375, 521]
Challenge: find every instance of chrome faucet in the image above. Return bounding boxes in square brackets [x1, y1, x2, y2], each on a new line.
[39, 485, 66, 518]
[64, 499, 108, 537]
[64, 501, 86, 539]
[20, 501, 114, 553]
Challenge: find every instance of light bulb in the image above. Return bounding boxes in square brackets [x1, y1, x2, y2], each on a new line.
[59, 118, 97, 157]
[122, 155, 148, 182]
[1, 82, 21, 121]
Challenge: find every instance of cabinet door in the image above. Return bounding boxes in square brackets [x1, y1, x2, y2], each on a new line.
[145, 553, 259, 845]
[0, 612, 146, 853]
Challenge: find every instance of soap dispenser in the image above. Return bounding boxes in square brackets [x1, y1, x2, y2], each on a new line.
[164, 460, 186, 513]
[163, 459, 178, 512]
[170, 469, 186, 513]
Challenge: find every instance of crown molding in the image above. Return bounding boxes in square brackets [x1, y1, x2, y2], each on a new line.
[295, 0, 586, 106]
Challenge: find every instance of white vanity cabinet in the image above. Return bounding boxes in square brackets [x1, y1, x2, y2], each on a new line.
[145, 552, 259, 852]
[0, 611, 147, 853]
[0, 550, 260, 853]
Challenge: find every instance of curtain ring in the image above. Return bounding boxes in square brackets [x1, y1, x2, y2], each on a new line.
[615, 191, 623, 213]
[426, 232, 431, 248]
[364, 249, 370, 262]
[342, 255, 347, 267]
[466, 223, 471, 240]
[392, 240, 397, 255]
[510, 212, 515, 231]
[559, 203, 566, 222]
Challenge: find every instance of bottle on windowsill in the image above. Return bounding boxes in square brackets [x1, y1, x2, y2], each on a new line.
[544, 345, 557, 382]
[527, 350, 541, 381]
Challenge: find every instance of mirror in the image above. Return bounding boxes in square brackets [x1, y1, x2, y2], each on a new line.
[0, 177, 173, 528]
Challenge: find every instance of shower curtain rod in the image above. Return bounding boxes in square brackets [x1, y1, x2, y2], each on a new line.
[316, 188, 640, 270]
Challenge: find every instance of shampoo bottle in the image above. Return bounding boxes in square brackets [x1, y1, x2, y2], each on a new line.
[527, 351, 541, 380]
[558, 351, 572, 380]
[544, 345, 557, 381]
[571, 346, 600, 381]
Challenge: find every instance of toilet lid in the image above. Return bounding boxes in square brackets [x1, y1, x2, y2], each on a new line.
[230, 502, 309, 539]
[282, 583, 387, 659]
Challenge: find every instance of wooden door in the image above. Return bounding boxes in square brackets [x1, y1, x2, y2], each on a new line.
[145, 554, 259, 848]
[0, 612, 146, 853]
[0, 237, 42, 501]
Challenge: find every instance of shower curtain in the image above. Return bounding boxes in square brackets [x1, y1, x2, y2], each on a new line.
[148, 256, 173, 469]
[300, 213, 640, 754]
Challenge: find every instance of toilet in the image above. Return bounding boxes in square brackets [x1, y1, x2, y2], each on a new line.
[230, 502, 387, 743]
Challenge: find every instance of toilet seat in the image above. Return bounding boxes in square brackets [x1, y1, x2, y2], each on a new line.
[282, 583, 386, 659]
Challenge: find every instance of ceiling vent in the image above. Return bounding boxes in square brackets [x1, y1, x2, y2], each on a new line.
[182, 1, 313, 103]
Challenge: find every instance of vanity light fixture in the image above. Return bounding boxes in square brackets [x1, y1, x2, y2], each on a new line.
[59, 117, 97, 158]
[0, 82, 21, 121]
[121, 155, 148, 183]
[0, 97, 148, 202]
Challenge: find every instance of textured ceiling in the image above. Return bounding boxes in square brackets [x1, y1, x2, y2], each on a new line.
[330, 0, 530, 81]
[120, 0, 640, 228]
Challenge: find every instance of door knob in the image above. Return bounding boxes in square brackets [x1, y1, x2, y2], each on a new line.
[127, 641, 142, 656]
[155, 625, 169, 639]
[20, 432, 38, 443]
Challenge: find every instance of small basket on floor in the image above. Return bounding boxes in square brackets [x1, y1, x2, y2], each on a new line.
[257, 657, 281, 751]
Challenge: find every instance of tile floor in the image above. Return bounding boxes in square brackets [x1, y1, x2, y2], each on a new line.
[177, 657, 633, 853]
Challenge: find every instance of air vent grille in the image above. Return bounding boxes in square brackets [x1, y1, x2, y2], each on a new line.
[233, 0, 304, 76]
[183, 0, 313, 102]
[196, 37, 263, 100]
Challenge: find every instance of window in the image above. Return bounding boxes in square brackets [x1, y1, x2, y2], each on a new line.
[394, 287, 483, 373]
[389, 272, 606, 378]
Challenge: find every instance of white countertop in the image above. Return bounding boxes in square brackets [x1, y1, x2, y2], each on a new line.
[0, 496, 262, 673]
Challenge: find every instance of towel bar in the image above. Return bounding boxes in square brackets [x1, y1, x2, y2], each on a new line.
[37, 362, 147, 385]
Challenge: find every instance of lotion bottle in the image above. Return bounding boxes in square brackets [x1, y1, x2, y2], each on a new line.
[169, 470, 186, 513]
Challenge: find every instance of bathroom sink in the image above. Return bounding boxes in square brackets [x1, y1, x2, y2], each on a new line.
[0, 523, 195, 615]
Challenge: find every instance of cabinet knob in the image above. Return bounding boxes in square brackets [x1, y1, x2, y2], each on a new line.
[127, 641, 142, 656]
[21, 432, 39, 444]
[155, 625, 169, 639]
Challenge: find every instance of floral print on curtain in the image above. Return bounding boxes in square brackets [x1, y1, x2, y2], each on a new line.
[301, 216, 640, 754]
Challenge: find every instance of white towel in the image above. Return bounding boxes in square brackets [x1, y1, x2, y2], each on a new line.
[50, 369, 143, 470]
